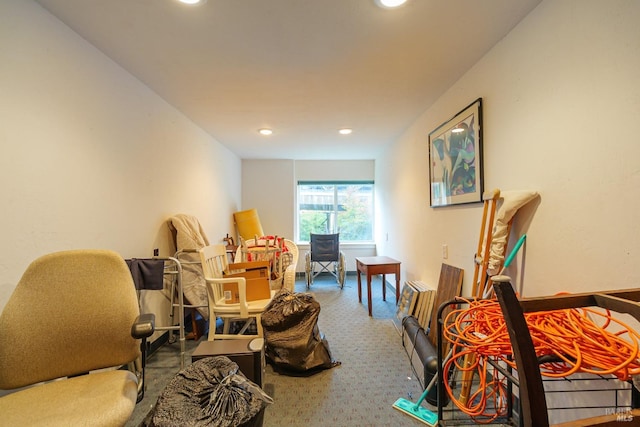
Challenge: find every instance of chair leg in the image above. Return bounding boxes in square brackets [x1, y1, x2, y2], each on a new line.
[187, 308, 204, 340]
[305, 255, 313, 288]
[133, 344, 146, 402]
[256, 314, 263, 337]
[208, 316, 262, 340]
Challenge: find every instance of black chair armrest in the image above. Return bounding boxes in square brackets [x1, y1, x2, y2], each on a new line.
[131, 313, 155, 339]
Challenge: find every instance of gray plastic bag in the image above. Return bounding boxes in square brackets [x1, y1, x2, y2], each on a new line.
[144, 356, 273, 427]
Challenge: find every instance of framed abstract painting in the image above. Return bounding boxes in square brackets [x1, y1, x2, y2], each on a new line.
[428, 98, 483, 207]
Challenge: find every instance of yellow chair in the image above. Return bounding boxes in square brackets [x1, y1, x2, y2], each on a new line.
[199, 244, 275, 341]
[233, 208, 265, 241]
[0, 249, 154, 427]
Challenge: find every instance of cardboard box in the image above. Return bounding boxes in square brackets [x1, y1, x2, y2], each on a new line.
[228, 261, 270, 279]
[223, 261, 271, 304]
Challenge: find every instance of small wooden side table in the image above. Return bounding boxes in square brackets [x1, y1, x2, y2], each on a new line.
[355, 256, 401, 317]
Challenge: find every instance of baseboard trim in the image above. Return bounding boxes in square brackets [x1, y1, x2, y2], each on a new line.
[294, 271, 357, 279]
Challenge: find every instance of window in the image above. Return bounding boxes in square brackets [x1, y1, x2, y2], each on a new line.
[297, 181, 374, 242]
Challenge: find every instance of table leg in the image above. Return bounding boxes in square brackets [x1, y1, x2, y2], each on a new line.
[367, 273, 373, 317]
[357, 267, 362, 303]
[395, 270, 400, 304]
[382, 273, 387, 301]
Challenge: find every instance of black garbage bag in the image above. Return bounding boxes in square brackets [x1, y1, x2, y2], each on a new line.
[143, 356, 273, 427]
[261, 289, 340, 375]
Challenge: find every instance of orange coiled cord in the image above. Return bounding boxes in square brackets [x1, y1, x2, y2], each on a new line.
[440, 297, 640, 420]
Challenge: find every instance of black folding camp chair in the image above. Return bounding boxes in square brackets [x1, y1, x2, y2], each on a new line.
[304, 233, 346, 289]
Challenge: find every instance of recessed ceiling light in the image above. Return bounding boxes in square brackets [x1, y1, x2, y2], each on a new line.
[339, 128, 353, 135]
[258, 128, 273, 136]
[375, 0, 408, 9]
[177, 0, 206, 5]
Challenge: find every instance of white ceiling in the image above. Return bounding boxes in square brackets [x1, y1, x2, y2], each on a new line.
[35, 0, 541, 160]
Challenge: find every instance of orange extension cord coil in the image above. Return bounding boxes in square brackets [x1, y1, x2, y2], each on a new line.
[441, 297, 640, 422]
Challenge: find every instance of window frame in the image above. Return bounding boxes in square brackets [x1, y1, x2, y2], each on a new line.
[296, 180, 375, 244]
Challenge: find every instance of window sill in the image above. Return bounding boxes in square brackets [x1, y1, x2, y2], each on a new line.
[295, 242, 376, 250]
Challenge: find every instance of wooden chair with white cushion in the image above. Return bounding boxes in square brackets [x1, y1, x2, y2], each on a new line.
[199, 244, 276, 341]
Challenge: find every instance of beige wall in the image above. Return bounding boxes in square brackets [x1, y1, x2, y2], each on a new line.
[376, 0, 640, 300]
[241, 159, 376, 271]
[4, 0, 640, 344]
[241, 159, 296, 240]
[377, 4, 640, 418]
[240, 1, 640, 299]
[3, 0, 638, 420]
[0, 0, 242, 310]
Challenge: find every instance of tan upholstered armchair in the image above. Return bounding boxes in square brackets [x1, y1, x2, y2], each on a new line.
[0, 249, 155, 426]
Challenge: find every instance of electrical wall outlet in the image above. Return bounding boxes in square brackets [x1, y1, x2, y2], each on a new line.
[442, 244, 448, 259]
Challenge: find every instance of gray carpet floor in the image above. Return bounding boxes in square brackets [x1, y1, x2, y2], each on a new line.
[127, 273, 438, 426]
